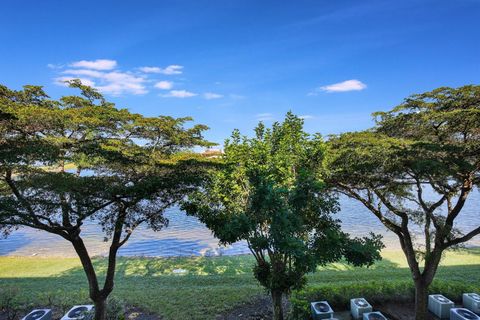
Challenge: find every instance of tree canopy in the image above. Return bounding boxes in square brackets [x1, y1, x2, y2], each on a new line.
[0, 81, 213, 320]
[183, 112, 383, 320]
[326, 85, 480, 320]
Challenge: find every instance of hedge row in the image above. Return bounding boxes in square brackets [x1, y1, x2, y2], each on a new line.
[289, 279, 480, 319]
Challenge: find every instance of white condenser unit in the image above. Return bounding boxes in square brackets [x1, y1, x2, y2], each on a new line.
[463, 293, 480, 314]
[310, 301, 334, 320]
[350, 298, 373, 319]
[362, 311, 387, 320]
[22, 309, 52, 320]
[450, 308, 480, 320]
[428, 294, 454, 319]
[60, 305, 94, 320]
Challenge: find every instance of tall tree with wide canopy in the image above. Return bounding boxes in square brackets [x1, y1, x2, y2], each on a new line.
[326, 85, 480, 320]
[0, 81, 212, 320]
[183, 113, 383, 320]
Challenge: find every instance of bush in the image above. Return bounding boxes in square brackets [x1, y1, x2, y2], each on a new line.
[289, 280, 480, 320]
[36, 289, 90, 315]
[0, 286, 20, 320]
[106, 297, 125, 320]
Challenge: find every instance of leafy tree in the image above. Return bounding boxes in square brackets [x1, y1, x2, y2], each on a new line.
[182, 113, 384, 320]
[0, 81, 212, 320]
[326, 85, 480, 320]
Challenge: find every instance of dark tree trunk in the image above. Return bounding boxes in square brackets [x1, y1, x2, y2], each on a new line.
[414, 280, 429, 320]
[93, 297, 107, 320]
[71, 241, 117, 320]
[271, 290, 284, 320]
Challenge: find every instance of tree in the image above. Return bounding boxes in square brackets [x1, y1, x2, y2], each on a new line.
[326, 85, 480, 320]
[182, 113, 384, 320]
[0, 81, 212, 320]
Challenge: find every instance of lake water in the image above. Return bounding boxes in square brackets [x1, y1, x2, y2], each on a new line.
[0, 193, 479, 257]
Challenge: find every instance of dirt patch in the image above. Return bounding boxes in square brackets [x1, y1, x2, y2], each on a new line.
[216, 295, 289, 320]
[125, 306, 162, 320]
[376, 301, 437, 320]
[218, 298, 462, 320]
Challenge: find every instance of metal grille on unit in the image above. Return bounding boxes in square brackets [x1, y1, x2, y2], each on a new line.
[450, 308, 480, 320]
[428, 294, 454, 319]
[60, 305, 95, 320]
[463, 293, 480, 314]
[351, 298, 373, 319]
[311, 301, 334, 320]
[21, 309, 52, 320]
[362, 311, 387, 320]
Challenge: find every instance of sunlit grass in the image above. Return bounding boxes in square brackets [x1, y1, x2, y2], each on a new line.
[0, 248, 479, 319]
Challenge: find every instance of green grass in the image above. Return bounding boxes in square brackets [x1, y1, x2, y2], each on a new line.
[1, 249, 479, 320]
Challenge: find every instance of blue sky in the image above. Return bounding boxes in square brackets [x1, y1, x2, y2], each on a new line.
[1, 0, 479, 145]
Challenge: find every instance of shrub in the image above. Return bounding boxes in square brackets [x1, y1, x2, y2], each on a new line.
[289, 279, 480, 319]
[36, 289, 90, 315]
[105, 297, 125, 320]
[0, 286, 20, 320]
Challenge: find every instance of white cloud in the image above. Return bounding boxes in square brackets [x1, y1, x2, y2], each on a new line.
[139, 65, 183, 75]
[299, 115, 314, 120]
[54, 77, 96, 87]
[256, 113, 275, 121]
[161, 90, 197, 98]
[97, 72, 147, 95]
[70, 59, 117, 70]
[317, 79, 367, 93]
[47, 63, 63, 69]
[160, 65, 183, 75]
[60, 68, 147, 95]
[204, 92, 223, 100]
[154, 81, 174, 90]
[53, 60, 222, 97]
[63, 69, 104, 78]
[139, 66, 162, 73]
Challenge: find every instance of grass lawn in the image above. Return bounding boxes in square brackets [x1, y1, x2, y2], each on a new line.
[1, 249, 479, 319]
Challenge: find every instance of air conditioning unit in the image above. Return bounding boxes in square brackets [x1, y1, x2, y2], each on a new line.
[362, 311, 387, 320]
[428, 294, 454, 319]
[350, 298, 373, 319]
[310, 301, 334, 320]
[22, 309, 52, 320]
[60, 305, 94, 320]
[463, 293, 480, 314]
[450, 308, 480, 320]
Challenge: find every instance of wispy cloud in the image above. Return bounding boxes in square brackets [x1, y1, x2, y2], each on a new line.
[161, 90, 197, 98]
[70, 59, 117, 70]
[204, 92, 223, 100]
[55, 77, 96, 87]
[52, 60, 224, 97]
[139, 65, 183, 75]
[139, 66, 161, 73]
[309, 79, 367, 95]
[154, 81, 173, 90]
[256, 113, 275, 121]
[60, 67, 147, 95]
[299, 115, 314, 120]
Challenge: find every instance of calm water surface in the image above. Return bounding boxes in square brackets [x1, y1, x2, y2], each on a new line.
[1, 192, 478, 257]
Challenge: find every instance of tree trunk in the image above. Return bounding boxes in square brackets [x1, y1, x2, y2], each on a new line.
[271, 290, 284, 320]
[414, 279, 429, 320]
[93, 297, 107, 320]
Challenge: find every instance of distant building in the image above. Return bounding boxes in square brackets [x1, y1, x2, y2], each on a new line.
[201, 149, 223, 158]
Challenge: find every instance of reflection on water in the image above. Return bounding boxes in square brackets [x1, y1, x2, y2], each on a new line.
[1, 192, 479, 257]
